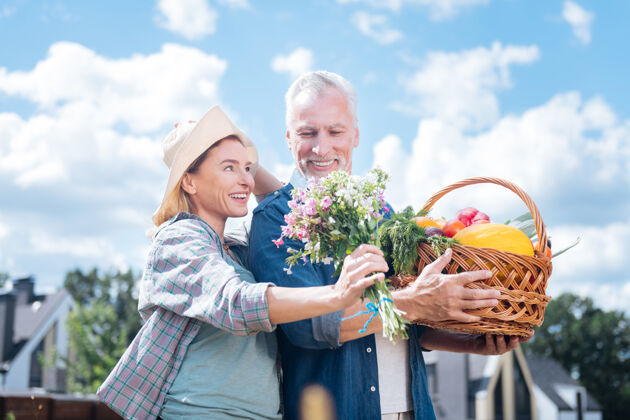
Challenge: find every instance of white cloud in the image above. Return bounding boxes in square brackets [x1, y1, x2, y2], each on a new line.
[30, 232, 115, 259]
[377, 92, 629, 220]
[551, 222, 630, 278]
[15, 161, 68, 188]
[155, 0, 218, 40]
[0, 42, 227, 133]
[28, 231, 131, 273]
[0, 42, 226, 189]
[562, 1, 594, 45]
[271, 47, 314, 79]
[339, 0, 489, 20]
[351, 11, 403, 45]
[273, 162, 295, 183]
[565, 280, 630, 313]
[397, 42, 540, 131]
[0, 221, 8, 240]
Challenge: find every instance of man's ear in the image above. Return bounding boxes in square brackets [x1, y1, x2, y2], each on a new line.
[181, 173, 197, 195]
[286, 129, 292, 149]
[353, 127, 360, 148]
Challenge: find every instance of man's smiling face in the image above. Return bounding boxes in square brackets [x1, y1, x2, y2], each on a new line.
[286, 86, 359, 179]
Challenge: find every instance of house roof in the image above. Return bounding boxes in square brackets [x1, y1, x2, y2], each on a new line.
[525, 355, 601, 411]
[13, 290, 71, 343]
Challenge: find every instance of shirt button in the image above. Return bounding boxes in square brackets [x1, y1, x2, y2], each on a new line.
[370, 386, 376, 392]
[366, 347, 372, 353]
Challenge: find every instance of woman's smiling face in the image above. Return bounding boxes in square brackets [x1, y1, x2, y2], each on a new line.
[183, 137, 255, 225]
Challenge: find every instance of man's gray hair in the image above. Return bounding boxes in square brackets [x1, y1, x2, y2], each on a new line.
[285, 70, 358, 128]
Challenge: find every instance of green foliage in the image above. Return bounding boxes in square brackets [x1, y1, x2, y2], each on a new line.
[63, 268, 142, 393]
[377, 206, 455, 275]
[0, 271, 9, 288]
[523, 293, 630, 420]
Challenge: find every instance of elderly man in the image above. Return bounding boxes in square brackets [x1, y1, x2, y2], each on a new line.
[248, 71, 527, 420]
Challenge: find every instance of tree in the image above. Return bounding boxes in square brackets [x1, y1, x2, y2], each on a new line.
[63, 268, 142, 393]
[0, 271, 9, 287]
[523, 293, 630, 420]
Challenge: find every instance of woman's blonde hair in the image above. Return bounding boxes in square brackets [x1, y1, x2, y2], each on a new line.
[151, 135, 243, 227]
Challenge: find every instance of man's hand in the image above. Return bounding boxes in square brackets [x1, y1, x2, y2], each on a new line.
[469, 332, 534, 355]
[392, 248, 499, 323]
[420, 328, 534, 354]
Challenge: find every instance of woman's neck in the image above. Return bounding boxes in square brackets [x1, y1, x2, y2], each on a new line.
[195, 210, 226, 242]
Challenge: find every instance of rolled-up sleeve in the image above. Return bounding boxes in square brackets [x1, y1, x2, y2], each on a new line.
[248, 195, 342, 349]
[144, 219, 274, 336]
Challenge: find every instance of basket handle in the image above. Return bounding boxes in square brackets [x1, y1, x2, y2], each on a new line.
[420, 177, 549, 257]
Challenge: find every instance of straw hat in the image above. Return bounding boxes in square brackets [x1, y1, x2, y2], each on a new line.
[155, 105, 258, 219]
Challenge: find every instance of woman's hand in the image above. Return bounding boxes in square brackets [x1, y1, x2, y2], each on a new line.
[266, 244, 387, 325]
[332, 244, 388, 308]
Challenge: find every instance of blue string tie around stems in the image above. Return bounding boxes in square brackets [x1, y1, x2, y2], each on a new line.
[340, 297, 394, 334]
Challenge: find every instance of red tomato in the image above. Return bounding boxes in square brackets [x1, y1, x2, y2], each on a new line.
[443, 220, 466, 237]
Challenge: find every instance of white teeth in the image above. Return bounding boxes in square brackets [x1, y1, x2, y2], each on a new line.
[311, 160, 334, 167]
[229, 194, 247, 199]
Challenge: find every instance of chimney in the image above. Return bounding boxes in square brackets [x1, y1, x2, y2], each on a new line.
[0, 292, 16, 362]
[13, 276, 35, 306]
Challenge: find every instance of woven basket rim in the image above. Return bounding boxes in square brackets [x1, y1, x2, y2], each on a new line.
[421, 176, 550, 257]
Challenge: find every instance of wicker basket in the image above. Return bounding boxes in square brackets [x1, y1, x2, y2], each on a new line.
[390, 177, 553, 337]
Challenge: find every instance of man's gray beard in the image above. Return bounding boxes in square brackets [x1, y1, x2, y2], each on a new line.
[299, 156, 348, 179]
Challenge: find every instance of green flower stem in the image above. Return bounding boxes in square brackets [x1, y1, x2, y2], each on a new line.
[364, 279, 409, 342]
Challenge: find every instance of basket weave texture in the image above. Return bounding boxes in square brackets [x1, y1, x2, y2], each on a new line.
[390, 177, 553, 337]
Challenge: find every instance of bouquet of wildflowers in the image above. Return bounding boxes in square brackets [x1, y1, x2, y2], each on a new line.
[274, 168, 409, 341]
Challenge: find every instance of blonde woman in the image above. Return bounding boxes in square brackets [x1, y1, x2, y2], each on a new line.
[97, 106, 387, 420]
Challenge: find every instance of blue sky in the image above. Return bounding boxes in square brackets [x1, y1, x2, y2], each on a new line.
[1, 0, 629, 313]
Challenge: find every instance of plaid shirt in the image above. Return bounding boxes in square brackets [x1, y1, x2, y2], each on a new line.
[97, 212, 274, 420]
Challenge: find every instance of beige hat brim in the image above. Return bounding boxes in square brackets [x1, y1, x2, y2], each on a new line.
[155, 106, 258, 220]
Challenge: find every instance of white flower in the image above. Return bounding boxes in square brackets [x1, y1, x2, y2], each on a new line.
[322, 256, 333, 265]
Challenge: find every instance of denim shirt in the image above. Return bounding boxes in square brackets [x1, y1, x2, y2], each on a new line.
[247, 178, 436, 420]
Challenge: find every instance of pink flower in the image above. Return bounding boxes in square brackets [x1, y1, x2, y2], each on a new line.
[288, 199, 298, 209]
[281, 225, 294, 237]
[284, 212, 297, 226]
[272, 237, 284, 248]
[321, 196, 332, 210]
[305, 198, 318, 216]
